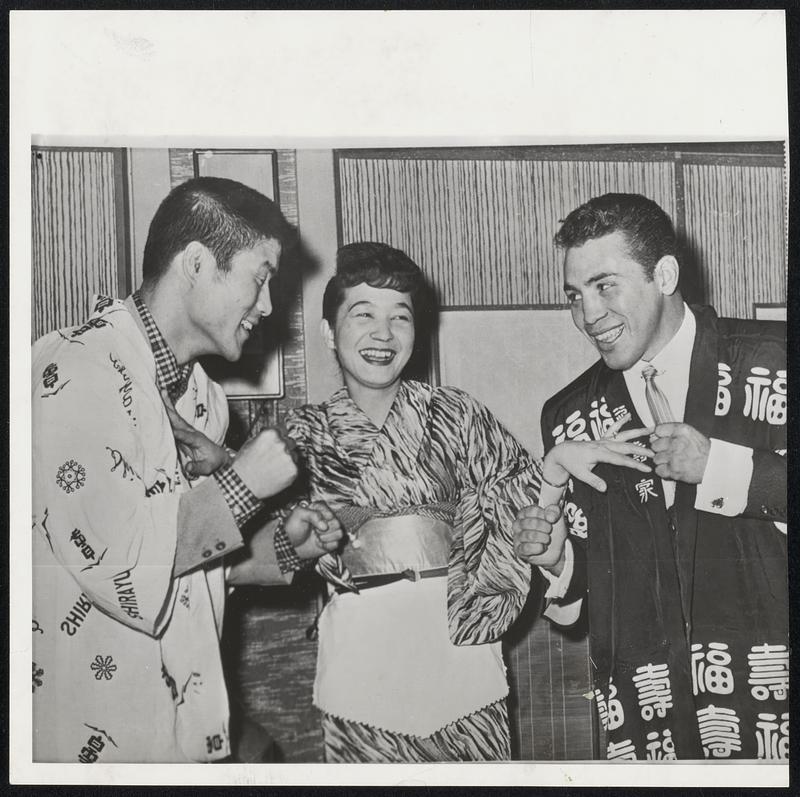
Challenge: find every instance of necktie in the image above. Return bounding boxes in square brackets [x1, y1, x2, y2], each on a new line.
[642, 364, 675, 425]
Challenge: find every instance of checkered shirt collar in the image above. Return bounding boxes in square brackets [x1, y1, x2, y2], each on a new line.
[132, 290, 194, 402]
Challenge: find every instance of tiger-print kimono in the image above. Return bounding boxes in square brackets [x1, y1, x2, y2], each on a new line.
[285, 380, 540, 762]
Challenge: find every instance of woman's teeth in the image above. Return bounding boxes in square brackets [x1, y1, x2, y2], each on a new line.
[360, 348, 395, 363]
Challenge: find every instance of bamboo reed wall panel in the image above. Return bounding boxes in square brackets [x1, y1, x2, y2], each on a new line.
[338, 156, 676, 307]
[31, 149, 122, 341]
[683, 163, 786, 318]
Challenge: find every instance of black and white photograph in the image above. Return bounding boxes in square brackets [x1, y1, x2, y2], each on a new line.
[10, 9, 790, 788]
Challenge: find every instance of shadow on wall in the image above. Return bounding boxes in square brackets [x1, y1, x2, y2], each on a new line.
[677, 232, 706, 307]
[200, 236, 323, 449]
[403, 273, 441, 385]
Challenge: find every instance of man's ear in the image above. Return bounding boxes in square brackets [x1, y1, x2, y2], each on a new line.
[180, 241, 212, 285]
[654, 255, 680, 296]
[320, 319, 336, 351]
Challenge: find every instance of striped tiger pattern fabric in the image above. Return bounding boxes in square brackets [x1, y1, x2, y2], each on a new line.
[284, 380, 542, 761]
[286, 380, 541, 645]
[320, 698, 511, 763]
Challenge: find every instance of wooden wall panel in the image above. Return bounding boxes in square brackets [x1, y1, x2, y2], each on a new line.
[683, 163, 786, 318]
[338, 155, 676, 307]
[31, 149, 124, 341]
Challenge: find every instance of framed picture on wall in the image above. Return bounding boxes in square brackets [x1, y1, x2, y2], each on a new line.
[193, 149, 285, 398]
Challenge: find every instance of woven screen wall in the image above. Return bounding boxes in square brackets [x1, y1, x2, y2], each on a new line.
[683, 161, 786, 318]
[31, 148, 128, 341]
[338, 153, 677, 308]
[337, 147, 786, 315]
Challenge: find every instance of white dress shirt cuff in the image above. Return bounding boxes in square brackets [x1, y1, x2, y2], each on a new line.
[540, 540, 583, 626]
[694, 438, 753, 517]
[539, 538, 574, 598]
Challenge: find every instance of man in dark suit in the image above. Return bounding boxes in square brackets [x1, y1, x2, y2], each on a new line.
[513, 193, 787, 760]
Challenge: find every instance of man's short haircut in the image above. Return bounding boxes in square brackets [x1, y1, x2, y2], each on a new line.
[322, 242, 431, 327]
[554, 193, 678, 279]
[141, 177, 295, 285]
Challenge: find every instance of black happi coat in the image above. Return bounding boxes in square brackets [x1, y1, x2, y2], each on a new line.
[542, 306, 787, 760]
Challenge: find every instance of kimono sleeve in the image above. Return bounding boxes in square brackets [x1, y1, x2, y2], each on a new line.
[33, 345, 180, 636]
[446, 391, 535, 645]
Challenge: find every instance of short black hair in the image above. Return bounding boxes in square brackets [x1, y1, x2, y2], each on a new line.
[141, 176, 295, 285]
[554, 193, 678, 279]
[322, 242, 431, 327]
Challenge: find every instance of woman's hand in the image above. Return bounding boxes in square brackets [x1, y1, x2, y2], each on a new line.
[162, 393, 232, 478]
[542, 414, 654, 493]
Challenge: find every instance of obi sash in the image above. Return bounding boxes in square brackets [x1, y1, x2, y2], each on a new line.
[341, 514, 451, 577]
[315, 503, 456, 593]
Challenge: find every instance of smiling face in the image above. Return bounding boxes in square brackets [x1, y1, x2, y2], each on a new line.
[564, 231, 681, 370]
[322, 282, 415, 398]
[191, 237, 281, 361]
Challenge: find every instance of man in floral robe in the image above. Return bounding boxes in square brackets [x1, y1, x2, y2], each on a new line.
[32, 177, 340, 762]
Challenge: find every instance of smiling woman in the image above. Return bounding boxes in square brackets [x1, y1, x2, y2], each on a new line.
[265, 242, 539, 762]
[321, 282, 415, 419]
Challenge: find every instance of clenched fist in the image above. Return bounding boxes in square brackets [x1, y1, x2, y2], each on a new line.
[651, 422, 710, 483]
[513, 503, 567, 571]
[232, 425, 299, 499]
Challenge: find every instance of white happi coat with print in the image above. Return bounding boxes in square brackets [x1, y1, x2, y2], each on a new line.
[31, 296, 232, 763]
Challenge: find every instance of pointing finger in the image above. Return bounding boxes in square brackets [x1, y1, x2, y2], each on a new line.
[614, 426, 654, 443]
[579, 467, 607, 492]
[603, 440, 654, 458]
[599, 450, 652, 473]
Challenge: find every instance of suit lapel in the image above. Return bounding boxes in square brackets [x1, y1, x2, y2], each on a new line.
[673, 306, 720, 632]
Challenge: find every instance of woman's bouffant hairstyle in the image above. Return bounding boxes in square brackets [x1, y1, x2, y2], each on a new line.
[322, 242, 432, 328]
[322, 242, 436, 374]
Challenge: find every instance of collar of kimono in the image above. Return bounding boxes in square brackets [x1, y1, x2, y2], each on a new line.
[324, 380, 432, 459]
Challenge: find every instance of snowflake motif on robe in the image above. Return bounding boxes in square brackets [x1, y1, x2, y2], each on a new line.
[56, 460, 86, 493]
[90, 655, 117, 681]
[32, 662, 44, 692]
